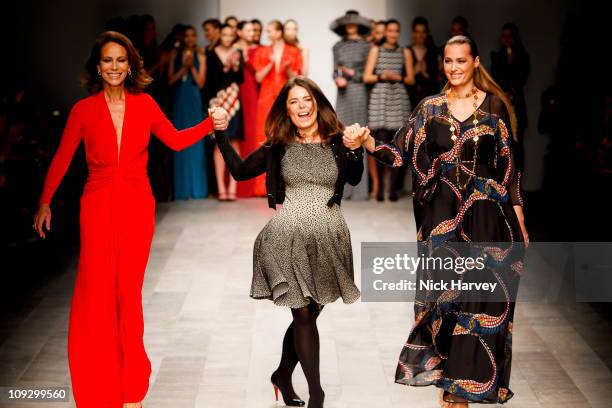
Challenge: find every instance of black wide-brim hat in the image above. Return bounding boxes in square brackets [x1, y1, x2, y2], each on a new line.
[330, 11, 372, 37]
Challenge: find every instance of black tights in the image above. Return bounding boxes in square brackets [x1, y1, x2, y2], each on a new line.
[274, 302, 325, 406]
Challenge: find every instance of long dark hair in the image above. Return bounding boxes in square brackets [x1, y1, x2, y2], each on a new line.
[265, 76, 343, 145]
[82, 31, 152, 94]
[443, 35, 518, 138]
[500, 22, 527, 56]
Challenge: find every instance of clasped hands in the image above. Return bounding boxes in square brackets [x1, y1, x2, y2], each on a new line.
[208, 107, 229, 131]
[342, 123, 370, 150]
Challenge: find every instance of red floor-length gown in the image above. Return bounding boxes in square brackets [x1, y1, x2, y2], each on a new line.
[39, 91, 213, 407]
[251, 43, 302, 196]
[236, 46, 259, 198]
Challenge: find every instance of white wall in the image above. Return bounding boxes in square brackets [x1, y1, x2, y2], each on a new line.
[220, 0, 386, 105]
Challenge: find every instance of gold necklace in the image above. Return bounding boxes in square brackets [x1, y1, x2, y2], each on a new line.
[446, 88, 481, 191]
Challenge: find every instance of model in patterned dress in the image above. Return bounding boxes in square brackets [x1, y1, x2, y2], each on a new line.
[205, 24, 244, 201]
[364, 19, 414, 201]
[215, 77, 364, 408]
[344, 35, 529, 407]
[330, 10, 372, 201]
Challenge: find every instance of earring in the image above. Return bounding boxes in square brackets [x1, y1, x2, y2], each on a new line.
[97, 71, 101, 76]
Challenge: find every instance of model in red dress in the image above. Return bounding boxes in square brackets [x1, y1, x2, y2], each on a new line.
[33, 32, 228, 408]
[252, 21, 302, 196]
[235, 22, 259, 198]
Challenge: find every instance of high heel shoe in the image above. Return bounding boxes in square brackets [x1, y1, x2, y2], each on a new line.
[271, 371, 305, 406]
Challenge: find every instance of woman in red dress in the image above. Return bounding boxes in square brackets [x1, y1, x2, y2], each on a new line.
[33, 31, 227, 408]
[235, 20, 259, 198]
[252, 20, 302, 196]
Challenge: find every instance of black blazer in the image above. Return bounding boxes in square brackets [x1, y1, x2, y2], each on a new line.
[214, 130, 364, 209]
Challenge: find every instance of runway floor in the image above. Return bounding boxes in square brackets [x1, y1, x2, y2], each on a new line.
[1, 198, 611, 407]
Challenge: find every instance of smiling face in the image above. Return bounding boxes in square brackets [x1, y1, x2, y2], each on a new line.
[286, 85, 317, 132]
[97, 42, 129, 88]
[443, 43, 480, 87]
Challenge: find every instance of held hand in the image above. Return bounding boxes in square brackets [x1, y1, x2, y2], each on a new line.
[209, 107, 229, 131]
[389, 72, 403, 82]
[340, 66, 355, 77]
[33, 204, 51, 239]
[342, 124, 369, 150]
[335, 77, 348, 88]
[183, 50, 194, 67]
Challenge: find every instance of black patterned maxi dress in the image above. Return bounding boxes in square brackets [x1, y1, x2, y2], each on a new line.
[370, 92, 524, 404]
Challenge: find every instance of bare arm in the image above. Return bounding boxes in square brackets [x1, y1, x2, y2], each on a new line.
[255, 61, 274, 83]
[363, 46, 379, 84]
[192, 51, 206, 89]
[403, 48, 416, 85]
[168, 50, 188, 86]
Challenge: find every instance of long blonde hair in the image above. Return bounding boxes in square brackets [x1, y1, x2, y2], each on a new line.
[443, 35, 518, 140]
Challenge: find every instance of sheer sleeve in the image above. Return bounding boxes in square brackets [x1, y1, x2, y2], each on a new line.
[214, 130, 266, 180]
[147, 94, 213, 151]
[344, 146, 364, 186]
[39, 102, 84, 206]
[368, 99, 427, 169]
[493, 99, 524, 206]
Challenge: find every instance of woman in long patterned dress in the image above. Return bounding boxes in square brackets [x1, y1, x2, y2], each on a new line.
[33, 31, 227, 408]
[252, 20, 302, 196]
[330, 10, 372, 200]
[215, 77, 364, 408]
[344, 35, 529, 406]
[168, 25, 208, 199]
[364, 19, 415, 202]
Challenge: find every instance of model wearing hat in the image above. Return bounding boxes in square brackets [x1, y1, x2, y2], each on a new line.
[331, 10, 372, 200]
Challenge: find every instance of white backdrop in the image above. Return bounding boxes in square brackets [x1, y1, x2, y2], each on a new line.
[220, 0, 386, 106]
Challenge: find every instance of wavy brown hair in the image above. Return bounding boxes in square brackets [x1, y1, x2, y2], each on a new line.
[265, 76, 344, 145]
[82, 31, 152, 94]
[443, 35, 518, 139]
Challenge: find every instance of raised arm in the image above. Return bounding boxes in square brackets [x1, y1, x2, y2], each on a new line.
[39, 103, 84, 206]
[147, 94, 213, 151]
[214, 130, 266, 180]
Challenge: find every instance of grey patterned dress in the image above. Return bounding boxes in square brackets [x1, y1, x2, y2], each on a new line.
[333, 38, 371, 200]
[368, 46, 411, 130]
[251, 142, 361, 308]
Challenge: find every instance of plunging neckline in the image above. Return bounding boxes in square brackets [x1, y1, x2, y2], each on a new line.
[272, 43, 285, 73]
[101, 91, 127, 163]
[445, 92, 489, 124]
